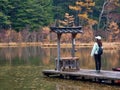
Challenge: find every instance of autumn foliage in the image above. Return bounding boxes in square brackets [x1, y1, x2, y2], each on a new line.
[54, 0, 120, 42]
[0, 0, 120, 43]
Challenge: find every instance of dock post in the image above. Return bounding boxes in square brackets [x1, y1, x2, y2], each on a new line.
[71, 33, 77, 57]
[57, 33, 62, 71]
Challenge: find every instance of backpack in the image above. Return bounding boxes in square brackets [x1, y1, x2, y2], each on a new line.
[98, 46, 103, 55]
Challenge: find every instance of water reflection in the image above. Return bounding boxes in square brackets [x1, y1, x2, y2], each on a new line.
[0, 47, 43, 66]
[0, 46, 120, 90]
[0, 46, 120, 70]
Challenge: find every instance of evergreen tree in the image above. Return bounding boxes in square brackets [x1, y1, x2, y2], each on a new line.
[0, 0, 11, 29]
[0, 0, 53, 31]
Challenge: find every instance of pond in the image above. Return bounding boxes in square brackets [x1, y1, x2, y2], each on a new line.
[0, 46, 120, 90]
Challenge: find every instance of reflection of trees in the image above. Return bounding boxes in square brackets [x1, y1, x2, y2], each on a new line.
[61, 48, 71, 57]
[0, 46, 43, 65]
[41, 47, 120, 69]
[3, 47, 12, 64]
[42, 48, 57, 66]
[42, 48, 50, 65]
[102, 49, 120, 70]
[0, 47, 120, 70]
[75, 48, 94, 69]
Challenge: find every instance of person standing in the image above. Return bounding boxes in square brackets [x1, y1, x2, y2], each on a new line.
[91, 36, 103, 73]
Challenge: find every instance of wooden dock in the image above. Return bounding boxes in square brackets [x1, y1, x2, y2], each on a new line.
[46, 27, 120, 85]
[42, 69, 120, 84]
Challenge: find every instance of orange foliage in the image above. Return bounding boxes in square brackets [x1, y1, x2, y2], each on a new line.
[76, 26, 93, 43]
[58, 13, 75, 27]
[78, 13, 88, 19]
[69, 5, 81, 11]
[69, 0, 95, 26]
[88, 19, 98, 25]
[107, 21, 120, 41]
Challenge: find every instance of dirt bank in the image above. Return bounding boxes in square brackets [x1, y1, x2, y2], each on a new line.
[0, 42, 119, 49]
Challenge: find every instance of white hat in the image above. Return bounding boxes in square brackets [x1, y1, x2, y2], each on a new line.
[95, 36, 101, 40]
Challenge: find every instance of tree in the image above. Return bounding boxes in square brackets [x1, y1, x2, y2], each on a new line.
[0, 0, 54, 31]
[107, 21, 120, 41]
[69, 0, 96, 26]
[58, 13, 75, 27]
[98, 0, 120, 30]
[52, 0, 77, 25]
[0, 0, 11, 29]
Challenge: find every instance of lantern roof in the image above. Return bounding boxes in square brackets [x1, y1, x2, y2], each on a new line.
[50, 26, 83, 34]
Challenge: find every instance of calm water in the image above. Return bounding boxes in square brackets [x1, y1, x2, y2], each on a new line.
[0, 46, 120, 90]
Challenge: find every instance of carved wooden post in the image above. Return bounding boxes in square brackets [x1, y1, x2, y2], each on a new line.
[57, 33, 62, 71]
[71, 33, 77, 57]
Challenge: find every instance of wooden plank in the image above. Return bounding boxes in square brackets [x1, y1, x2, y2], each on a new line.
[42, 69, 120, 80]
[55, 57, 79, 60]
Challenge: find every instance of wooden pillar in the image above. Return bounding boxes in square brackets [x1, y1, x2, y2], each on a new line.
[71, 33, 77, 57]
[57, 33, 62, 71]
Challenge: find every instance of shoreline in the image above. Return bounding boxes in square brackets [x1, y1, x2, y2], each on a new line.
[0, 42, 119, 49]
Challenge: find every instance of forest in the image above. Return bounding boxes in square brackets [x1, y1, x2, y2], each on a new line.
[0, 0, 120, 43]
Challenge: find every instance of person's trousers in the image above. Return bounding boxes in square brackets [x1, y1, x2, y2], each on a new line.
[94, 54, 101, 71]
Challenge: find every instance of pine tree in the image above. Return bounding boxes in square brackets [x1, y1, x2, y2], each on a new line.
[0, 0, 53, 31]
[69, 0, 96, 26]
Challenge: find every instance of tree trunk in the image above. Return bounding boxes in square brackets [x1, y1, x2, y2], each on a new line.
[98, 0, 109, 30]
